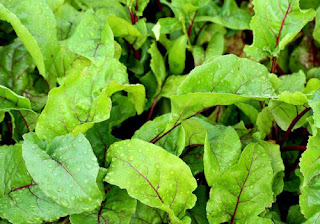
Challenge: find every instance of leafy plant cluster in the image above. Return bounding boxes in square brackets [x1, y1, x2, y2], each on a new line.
[0, 0, 320, 223]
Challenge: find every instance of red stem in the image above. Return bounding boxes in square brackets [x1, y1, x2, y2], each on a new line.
[156, 0, 163, 11]
[193, 22, 208, 45]
[282, 145, 307, 151]
[271, 3, 292, 74]
[216, 105, 221, 123]
[150, 106, 214, 144]
[279, 107, 311, 147]
[187, 11, 198, 38]
[147, 94, 159, 121]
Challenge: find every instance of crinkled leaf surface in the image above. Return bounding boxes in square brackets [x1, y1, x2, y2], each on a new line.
[207, 143, 273, 224]
[104, 139, 197, 223]
[0, 144, 71, 224]
[0, 0, 58, 83]
[22, 133, 103, 213]
[70, 186, 137, 224]
[244, 0, 315, 60]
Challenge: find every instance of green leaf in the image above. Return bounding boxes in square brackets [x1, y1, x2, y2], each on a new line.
[256, 139, 285, 200]
[235, 102, 259, 124]
[22, 133, 103, 213]
[269, 100, 310, 131]
[9, 109, 38, 142]
[108, 15, 145, 50]
[300, 134, 320, 218]
[168, 35, 187, 75]
[131, 201, 166, 224]
[70, 186, 137, 224]
[0, 85, 31, 111]
[152, 17, 182, 40]
[104, 139, 197, 223]
[303, 213, 320, 224]
[36, 59, 145, 141]
[245, 216, 274, 224]
[46, 0, 64, 12]
[309, 90, 320, 129]
[207, 143, 273, 223]
[149, 41, 166, 89]
[205, 32, 225, 60]
[244, 0, 315, 61]
[278, 71, 306, 93]
[177, 55, 275, 97]
[287, 205, 306, 224]
[204, 126, 242, 186]
[196, 0, 251, 30]
[0, 144, 71, 224]
[0, 0, 58, 84]
[256, 107, 273, 137]
[314, 7, 320, 43]
[0, 40, 35, 94]
[67, 10, 114, 62]
[54, 3, 83, 40]
[187, 185, 209, 224]
[86, 94, 136, 167]
[133, 114, 185, 156]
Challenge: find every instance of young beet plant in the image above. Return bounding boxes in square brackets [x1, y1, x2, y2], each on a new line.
[0, 0, 320, 223]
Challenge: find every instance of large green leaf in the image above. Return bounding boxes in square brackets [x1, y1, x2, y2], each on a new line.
[104, 139, 197, 223]
[0, 0, 58, 83]
[300, 135, 320, 218]
[207, 143, 273, 223]
[204, 126, 241, 186]
[177, 55, 275, 97]
[22, 133, 103, 213]
[70, 186, 137, 224]
[36, 59, 145, 141]
[244, 0, 315, 60]
[0, 144, 71, 224]
[0, 40, 34, 94]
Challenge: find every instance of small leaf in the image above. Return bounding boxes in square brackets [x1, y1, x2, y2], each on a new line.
[104, 139, 197, 223]
[168, 35, 187, 75]
[0, 85, 31, 111]
[22, 133, 103, 213]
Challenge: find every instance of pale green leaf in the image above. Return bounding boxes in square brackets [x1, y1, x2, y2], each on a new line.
[0, 85, 31, 111]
